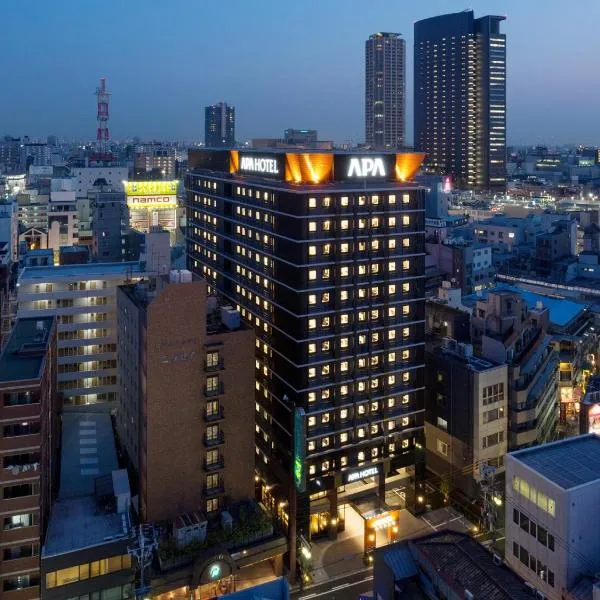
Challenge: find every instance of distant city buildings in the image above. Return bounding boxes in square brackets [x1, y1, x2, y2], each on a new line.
[365, 32, 405, 149]
[134, 145, 176, 179]
[205, 102, 235, 147]
[414, 11, 507, 190]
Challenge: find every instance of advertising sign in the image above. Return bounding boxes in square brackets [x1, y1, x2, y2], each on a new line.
[588, 403, 600, 434]
[127, 195, 177, 208]
[294, 407, 306, 493]
[123, 180, 179, 196]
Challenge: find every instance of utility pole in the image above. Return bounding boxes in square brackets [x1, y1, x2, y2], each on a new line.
[128, 523, 158, 599]
[479, 462, 497, 544]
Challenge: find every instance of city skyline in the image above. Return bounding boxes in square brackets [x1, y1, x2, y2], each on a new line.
[1, 0, 600, 145]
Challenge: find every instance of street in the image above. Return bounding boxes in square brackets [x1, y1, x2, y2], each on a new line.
[292, 569, 373, 600]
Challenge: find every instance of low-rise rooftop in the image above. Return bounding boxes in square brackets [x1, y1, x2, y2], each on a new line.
[510, 434, 600, 490]
[43, 412, 130, 557]
[0, 317, 54, 382]
[19, 261, 144, 281]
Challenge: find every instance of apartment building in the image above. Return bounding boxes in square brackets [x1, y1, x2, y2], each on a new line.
[117, 271, 255, 521]
[0, 317, 57, 599]
[471, 290, 558, 449]
[17, 263, 144, 406]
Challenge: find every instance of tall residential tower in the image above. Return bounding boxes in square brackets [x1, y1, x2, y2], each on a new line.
[205, 102, 235, 147]
[365, 33, 406, 149]
[414, 11, 506, 190]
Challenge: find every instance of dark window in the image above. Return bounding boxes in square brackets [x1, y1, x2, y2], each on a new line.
[513, 542, 519, 558]
[3, 483, 38, 499]
[519, 546, 529, 566]
[3, 575, 40, 591]
[3, 391, 40, 407]
[548, 571, 555, 587]
[529, 521, 537, 538]
[4, 422, 40, 437]
[3, 544, 37, 560]
[513, 509, 519, 524]
[548, 534, 555, 551]
[520, 513, 529, 533]
[529, 555, 537, 572]
[538, 526, 547, 546]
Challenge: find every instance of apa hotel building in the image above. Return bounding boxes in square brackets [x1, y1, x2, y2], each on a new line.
[185, 147, 427, 562]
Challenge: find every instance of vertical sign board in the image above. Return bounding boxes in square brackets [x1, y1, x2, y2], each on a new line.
[294, 407, 306, 493]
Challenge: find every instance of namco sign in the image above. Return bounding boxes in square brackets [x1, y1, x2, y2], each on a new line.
[127, 195, 177, 207]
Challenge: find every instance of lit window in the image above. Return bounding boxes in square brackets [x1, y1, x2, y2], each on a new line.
[402, 394, 409, 404]
[388, 375, 396, 385]
[323, 220, 331, 231]
[388, 307, 396, 317]
[389, 195, 396, 204]
[402, 238, 410, 248]
[402, 350, 410, 360]
[308, 270, 317, 280]
[341, 266, 349, 277]
[308, 294, 316, 305]
[402, 305, 410, 315]
[308, 392, 316, 403]
[340, 337, 349, 348]
[308, 319, 316, 330]
[402, 194, 410, 204]
[340, 361, 349, 372]
[389, 239, 396, 249]
[340, 408, 348, 419]
[308, 367, 316, 378]
[402, 260, 410, 270]
[340, 456, 348, 466]
[340, 290, 349, 301]
[308, 246, 317, 256]
[402, 372, 410, 383]
[389, 261, 396, 272]
[341, 243, 349, 253]
[388, 216, 396, 227]
[309, 465, 316, 475]
[358, 428, 365, 438]
[308, 416, 316, 426]
[321, 364, 330, 376]
[402, 282, 410, 293]
[322, 292, 330, 303]
[389, 284, 396, 294]
[340, 196, 349, 206]
[340, 432, 348, 443]
[388, 330, 396, 340]
[309, 197, 317, 208]
[322, 438, 330, 448]
[308, 440, 316, 451]
[323, 243, 331, 255]
[358, 451, 365, 462]
[322, 413, 330, 424]
[402, 215, 410, 226]
[309, 222, 317, 232]
[308, 343, 316, 354]
[321, 340, 330, 352]
[321, 316, 330, 327]
[341, 219, 349, 230]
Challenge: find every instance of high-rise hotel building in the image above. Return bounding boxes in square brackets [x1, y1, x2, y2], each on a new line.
[186, 149, 426, 561]
[414, 11, 506, 191]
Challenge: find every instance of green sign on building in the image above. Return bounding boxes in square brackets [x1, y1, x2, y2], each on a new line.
[294, 407, 306, 492]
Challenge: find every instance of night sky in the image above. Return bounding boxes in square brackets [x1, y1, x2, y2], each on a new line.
[1, 0, 599, 145]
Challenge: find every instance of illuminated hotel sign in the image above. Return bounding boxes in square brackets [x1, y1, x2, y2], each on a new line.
[347, 157, 386, 177]
[240, 156, 280, 175]
[237, 152, 284, 179]
[334, 154, 396, 181]
[345, 466, 379, 483]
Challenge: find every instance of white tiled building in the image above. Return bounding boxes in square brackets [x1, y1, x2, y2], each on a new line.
[506, 435, 600, 600]
[17, 262, 144, 406]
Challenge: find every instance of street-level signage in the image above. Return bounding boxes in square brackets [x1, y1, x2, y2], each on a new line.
[345, 466, 379, 483]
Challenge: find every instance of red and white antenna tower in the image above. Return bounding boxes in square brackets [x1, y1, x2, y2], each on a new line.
[95, 77, 110, 153]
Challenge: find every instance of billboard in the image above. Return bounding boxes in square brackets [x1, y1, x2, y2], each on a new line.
[232, 151, 286, 180]
[334, 154, 396, 181]
[124, 180, 179, 209]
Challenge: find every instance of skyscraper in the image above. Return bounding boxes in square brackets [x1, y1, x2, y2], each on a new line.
[365, 32, 406, 149]
[205, 102, 235, 147]
[414, 11, 506, 191]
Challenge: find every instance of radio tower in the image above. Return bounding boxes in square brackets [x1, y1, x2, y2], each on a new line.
[95, 77, 110, 154]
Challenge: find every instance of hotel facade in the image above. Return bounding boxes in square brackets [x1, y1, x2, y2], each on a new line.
[185, 148, 427, 564]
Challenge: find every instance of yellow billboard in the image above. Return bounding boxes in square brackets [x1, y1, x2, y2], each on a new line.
[123, 180, 179, 196]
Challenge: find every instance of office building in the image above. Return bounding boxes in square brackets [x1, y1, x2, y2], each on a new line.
[17, 262, 145, 407]
[41, 412, 134, 600]
[506, 435, 600, 600]
[425, 338, 508, 499]
[134, 146, 176, 179]
[22, 143, 50, 169]
[0, 199, 19, 262]
[186, 148, 427, 565]
[283, 129, 318, 147]
[117, 272, 255, 521]
[17, 190, 50, 231]
[365, 33, 406, 149]
[0, 317, 57, 600]
[470, 290, 558, 449]
[205, 102, 235, 147]
[48, 179, 79, 259]
[414, 11, 507, 190]
[90, 189, 128, 262]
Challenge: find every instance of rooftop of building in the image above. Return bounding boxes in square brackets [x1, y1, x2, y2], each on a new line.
[510, 434, 600, 490]
[19, 260, 143, 282]
[0, 317, 54, 382]
[463, 284, 586, 328]
[376, 530, 530, 600]
[59, 245, 90, 254]
[43, 412, 130, 557]
[429, 339, 499, 372]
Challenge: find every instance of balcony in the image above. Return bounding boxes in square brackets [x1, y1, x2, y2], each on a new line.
[203, 457, 224, 472]
[204, 407, 225, 423]
[204, 382, 224, 397]
[204, 358, 224, 372]
[203, 482, 224, 496]
[203, 432, 225, 447]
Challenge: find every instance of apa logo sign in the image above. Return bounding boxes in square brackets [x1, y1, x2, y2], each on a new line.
[347, 157, 386, 177]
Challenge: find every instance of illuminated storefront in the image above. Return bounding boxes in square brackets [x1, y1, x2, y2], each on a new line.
[123, 180, 179, 240]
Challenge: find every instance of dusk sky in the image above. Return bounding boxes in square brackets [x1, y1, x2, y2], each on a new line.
[1, 0, 599, 145]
